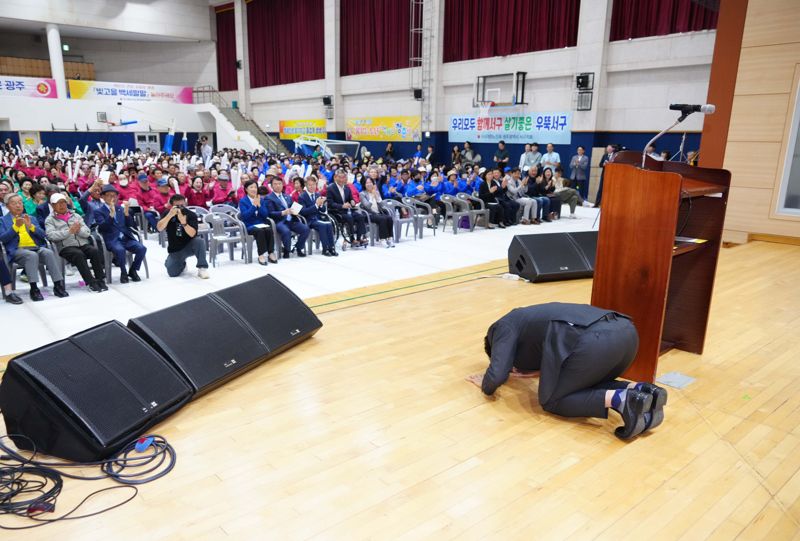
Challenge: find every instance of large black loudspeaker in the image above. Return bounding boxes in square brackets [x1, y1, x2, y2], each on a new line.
[0, 321, 192, 462]
[128, 275, 322, 395]
[508, 232, 598, 282]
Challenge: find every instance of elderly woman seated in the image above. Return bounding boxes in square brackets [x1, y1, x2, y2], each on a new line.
[45, 193, 107, 292]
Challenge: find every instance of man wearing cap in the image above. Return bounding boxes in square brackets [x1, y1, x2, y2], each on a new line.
[209, 171, 238, 206]
[132, 172, 158, 232]
[0, 193, 67, 300]
[45, 193, 107, 292]
[152, 177, 176, 215]
[95, 185, 146, 283]
[156, 193, 209, 279]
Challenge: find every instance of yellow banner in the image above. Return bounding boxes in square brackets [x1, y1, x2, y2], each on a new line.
[345, 116, 421, 142]
[279, 119, 327, 140]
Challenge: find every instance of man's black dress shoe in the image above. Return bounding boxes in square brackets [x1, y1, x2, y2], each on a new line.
[637, 383, 668, 430]
[614, 390, 652, 440]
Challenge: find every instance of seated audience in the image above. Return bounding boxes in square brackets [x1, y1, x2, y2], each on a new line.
[95, 185, 147, 283]
[525, 168, 552, 222]
[156, 194, 209, 278]
[505, 167, 538, 224]
[553, 168, 589, 219]
[0, 193, 67, 300]
[265, 176, 310, 258]
[238, 179, 277, 265]
[327, 170, 368, 248]
[45, 193, 107, 292]
[184, 176, 210, 208]
[360, 177, 395, 248]
[1, 257, 22, 304]
[297, 175, 337, 257]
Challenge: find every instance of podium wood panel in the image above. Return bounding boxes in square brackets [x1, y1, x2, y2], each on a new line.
[591, 164, 683, 382]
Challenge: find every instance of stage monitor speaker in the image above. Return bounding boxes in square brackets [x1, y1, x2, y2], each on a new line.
[508, 232, 597, 282]
[127, 276, 322, 395]
[0, 321, 192, 462]
[210, 275, 322, 356]
[128, 295, 268, 395]
[569, 230, 598, 269]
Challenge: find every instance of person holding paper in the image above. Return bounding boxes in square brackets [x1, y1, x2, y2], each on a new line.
[265, 176, 310, 259]
[238, 180, 277, 265]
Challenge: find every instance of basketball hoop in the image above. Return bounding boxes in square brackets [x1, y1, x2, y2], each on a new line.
[477, 100, 495, 121]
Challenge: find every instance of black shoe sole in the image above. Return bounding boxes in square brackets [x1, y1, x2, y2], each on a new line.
[614, 392, 653, 440]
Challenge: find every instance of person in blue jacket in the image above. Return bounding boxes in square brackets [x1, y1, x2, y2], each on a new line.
[382, 170, 407, 201]
[297, 175, 337, 257]
[265, 176, 310, 259]
[94, 185, 146, 283]
[238, 180, 277, 265]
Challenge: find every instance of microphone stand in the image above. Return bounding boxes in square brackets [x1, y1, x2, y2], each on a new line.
[642, 113, 688, 168]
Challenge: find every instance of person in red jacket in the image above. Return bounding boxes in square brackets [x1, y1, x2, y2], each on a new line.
[152, 178, 176, 215]
[132, 173, 158, 231]
[183, 176, 210, 208]
[115, 172, 138, 201]
[208, 171, 238, 206]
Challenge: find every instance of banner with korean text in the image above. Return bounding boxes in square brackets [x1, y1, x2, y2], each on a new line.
[449, 112, 572, 144]
[68, 80, 193, 103]
[345, 116, 421, 142]
[0, 76, 57, 99]
[279, 119, 327, 139]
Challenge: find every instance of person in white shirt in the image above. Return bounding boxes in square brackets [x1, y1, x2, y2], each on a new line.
[646, 144, 663, 161]
[541, 143, 561, 173]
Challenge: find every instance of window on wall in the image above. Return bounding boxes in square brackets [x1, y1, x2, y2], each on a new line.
[777, 81, 800, 216]
[609, 0, 719, 41]
[443, 0, 581, 63]
[340, 0, 416, 76]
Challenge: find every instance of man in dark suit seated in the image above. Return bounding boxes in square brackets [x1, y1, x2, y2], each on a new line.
[265, 176, 310, 259]
[326, 170, 367, 248]
[94, 185, 146, 283]
[467, 303, 668, 440]
[297, 175, 337, 257]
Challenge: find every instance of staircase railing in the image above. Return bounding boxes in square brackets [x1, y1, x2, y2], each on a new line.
[193, 85, 229, 109]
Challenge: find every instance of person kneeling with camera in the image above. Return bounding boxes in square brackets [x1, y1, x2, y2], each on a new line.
[156, 194, 209, 279]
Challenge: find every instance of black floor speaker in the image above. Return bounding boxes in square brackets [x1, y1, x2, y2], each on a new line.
[508, 231, 598, 282]
[0, 321, 192, 462]
[128, 275, 322, 395]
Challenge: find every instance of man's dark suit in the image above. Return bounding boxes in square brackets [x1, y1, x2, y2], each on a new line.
[265, 191, 310, 254]
[595, 151, 616, 207]
[326, 182, 366, 241]
[482, 303, 638, 419]
[298, 190, 334, 250]
[94, 203, 146, 273]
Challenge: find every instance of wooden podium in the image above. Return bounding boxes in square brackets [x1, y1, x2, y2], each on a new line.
[591, 151, 730, 382]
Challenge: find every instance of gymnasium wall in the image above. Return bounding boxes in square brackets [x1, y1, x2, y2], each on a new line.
[0, 31, 218, 88]
[722, 0, 800, 242]
[0, 0, 213, 42]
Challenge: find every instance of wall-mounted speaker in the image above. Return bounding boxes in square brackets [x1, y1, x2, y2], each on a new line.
[322, 95, 332, 106]
[413, 88, 423, 100]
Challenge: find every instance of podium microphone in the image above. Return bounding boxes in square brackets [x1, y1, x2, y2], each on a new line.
[642, 103, 716, 167]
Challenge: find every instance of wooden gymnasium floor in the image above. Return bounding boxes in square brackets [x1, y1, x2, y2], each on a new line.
[2, 240, 800, 540]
